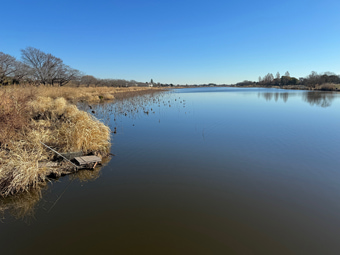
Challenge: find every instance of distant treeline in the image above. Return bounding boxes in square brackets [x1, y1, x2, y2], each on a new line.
[0, 47, 169, 87]
[236, 71, 340, 90]
[77, 76, 173, 88]
[3, 48, 339, 89]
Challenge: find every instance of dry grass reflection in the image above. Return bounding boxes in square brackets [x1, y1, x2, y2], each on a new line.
[0, 159, 111, 220]
[0, 88, 168, 219]
[0, 186, 44, 220]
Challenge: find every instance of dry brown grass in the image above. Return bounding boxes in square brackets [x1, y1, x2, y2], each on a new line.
[0, 90, 33, 145]
[0, 85, 164, 197]
[316, 83, 337, 91]
[25, 85, 162, 103]
[29, 97, 111, 154]
[0, 86, 116, 197]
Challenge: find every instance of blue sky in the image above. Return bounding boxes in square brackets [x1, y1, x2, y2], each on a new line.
[2, 0, 340, 84]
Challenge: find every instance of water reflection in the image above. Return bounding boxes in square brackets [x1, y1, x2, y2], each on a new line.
[0, 187, 43, 221]
[1, 87, 340, 254]
[70, 156, 111, 182]
[0, 91, 169, 220]
[259, 92, 291, 103]
[303, 92, 338, 108]
[2, 89, 339, 220]
[258, 90, 339, 107]
[0, 160, 111, 220]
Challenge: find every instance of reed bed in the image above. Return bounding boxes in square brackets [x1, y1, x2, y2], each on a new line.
[0, 96, 111, 196]
[0, 85, 164, 197]
[316, 83, 339, 91]
[14, 85, 162, 103]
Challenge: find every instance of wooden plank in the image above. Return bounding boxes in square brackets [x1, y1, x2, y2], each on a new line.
[74, 156, 101, 165]
[75, 157, 86, 165]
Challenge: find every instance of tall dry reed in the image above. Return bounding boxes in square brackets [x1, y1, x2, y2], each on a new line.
[0, 87, 112, 197]
[0, 85, 164, 197]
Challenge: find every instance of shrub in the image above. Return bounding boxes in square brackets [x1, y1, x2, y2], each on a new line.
[319, 83, 336, 91]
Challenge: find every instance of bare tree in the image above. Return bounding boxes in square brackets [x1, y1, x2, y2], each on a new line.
[54, 65, 81, 86]
[305, 71, 319, 88]
[21, 47, 79, 86]
[274, 72, 281, 86]
[80, 75, 98, 87]
[21, 47, 58, 84]
[263, 73, 274, 85]
[21, 47, 45, 84]
[13, 62, 31, 83]
[0, 52, 19, 85]
[275, 72, 280, 80]
[285, 71, 290, 77]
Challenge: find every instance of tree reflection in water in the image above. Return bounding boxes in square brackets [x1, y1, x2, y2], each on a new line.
[259, 92, 291, 103]
[2, 89, 338, 220]
[259, 91, 339, 108]
[303, 92, 338, 108]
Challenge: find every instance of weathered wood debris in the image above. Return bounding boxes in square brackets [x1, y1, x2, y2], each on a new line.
[39, 141, 102, 171]
[74, 156, 102, 169]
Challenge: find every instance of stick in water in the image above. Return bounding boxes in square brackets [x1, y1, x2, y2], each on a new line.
[40, 141, 79, 169]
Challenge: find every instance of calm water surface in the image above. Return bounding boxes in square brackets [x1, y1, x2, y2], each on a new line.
[1, 87, 340, 254]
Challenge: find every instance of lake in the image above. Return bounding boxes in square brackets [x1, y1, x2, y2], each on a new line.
[1, 87, 340, 254]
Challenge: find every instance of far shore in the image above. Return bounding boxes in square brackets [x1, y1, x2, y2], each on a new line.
[175, 84, 340, 92]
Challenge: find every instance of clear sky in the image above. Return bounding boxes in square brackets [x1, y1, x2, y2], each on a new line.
[2, 0, 340, 84]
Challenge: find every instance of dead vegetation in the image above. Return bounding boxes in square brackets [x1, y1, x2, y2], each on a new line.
[0, 85, 163, 198]
[0, 85, 164, 199]
[316, 83, 338, 91]
[18, 85, 163, 103]
[0, 89, 112, 197]
[29, 96, 111, 154]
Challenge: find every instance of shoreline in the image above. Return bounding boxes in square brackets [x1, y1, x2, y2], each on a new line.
[234, 84, 340, 91]
[0, 86, 165, 197]
[177, 85, 340, 92]
[1, 84, 336, 197]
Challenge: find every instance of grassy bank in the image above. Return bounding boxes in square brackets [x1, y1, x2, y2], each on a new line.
[0, 85, 163, 197]
[8, 85, 162, 102]
[280, 83, 340, 91]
